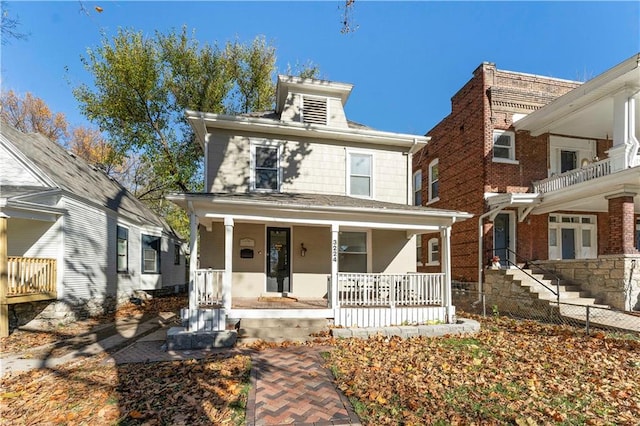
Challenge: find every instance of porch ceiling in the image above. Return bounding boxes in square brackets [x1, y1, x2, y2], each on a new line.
[168, 192, 472, 230]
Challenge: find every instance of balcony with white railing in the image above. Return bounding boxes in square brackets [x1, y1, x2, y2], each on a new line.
[336, 272, 444, 307]
[533, 158, 612, 194]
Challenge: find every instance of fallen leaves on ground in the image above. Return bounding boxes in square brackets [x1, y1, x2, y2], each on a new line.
[328, 316, 640, 425]
[0, 352, 251, 425]
[0, 295, 187, 355]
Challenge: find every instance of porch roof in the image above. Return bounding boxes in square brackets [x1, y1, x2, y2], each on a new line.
[168, 192, 472, 231]
[0, 186, 65, 221]
[514, 53, 640, 139]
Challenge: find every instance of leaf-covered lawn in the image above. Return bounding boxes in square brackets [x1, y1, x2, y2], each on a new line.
[328, 316, 640, 425]
[0, 353, 251, 425]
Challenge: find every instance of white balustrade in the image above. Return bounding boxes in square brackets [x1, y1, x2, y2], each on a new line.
[194, 269, 224, 306]
[533, 158, 612, 194]
[337, 273, 444, 307]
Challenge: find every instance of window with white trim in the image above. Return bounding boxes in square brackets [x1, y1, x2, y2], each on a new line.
[251, 142, 280, 191]
[174, 243, 181, 265]
[302, 95, 328, 125]
[117, 226, 128, 273]
[339, 231, 367, 272]
[142, 234, 161, 274]
[427, 238, 439, 265]
[413, 170, 422, 206]
[492, 130, 515, 162]
[416, 236, 423, 266]
[428, 159, 439, 202]
[348, 152, 373, 197]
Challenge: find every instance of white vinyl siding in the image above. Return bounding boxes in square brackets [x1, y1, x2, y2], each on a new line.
[207, 134, 409, 203]
[0, 142, 45, 186]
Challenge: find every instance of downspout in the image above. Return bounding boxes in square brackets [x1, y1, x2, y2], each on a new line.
[476, 206, 504, 303]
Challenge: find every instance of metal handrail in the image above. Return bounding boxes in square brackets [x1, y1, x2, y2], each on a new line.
[489, 248, 561, 305]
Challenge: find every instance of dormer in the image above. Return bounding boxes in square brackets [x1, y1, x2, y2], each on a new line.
[275, 75, 353, 128]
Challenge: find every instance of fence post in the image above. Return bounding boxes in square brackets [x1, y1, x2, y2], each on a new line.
[585, 305, 590, 335]
[0, 217, 8, 337]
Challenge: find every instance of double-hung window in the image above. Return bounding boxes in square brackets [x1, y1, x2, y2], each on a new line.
[339, 231, 368, 273]
[428, 237, 440, 265]
[416, 236, 423, 266]
[142, 234, 161, 274]
[348, 152, 373, 197]
[117, 226, 128, 273]
[428, 159, 439, 202]
[251, 142, 280, 191]
[413, 170, 422, 206]
[174, 243, 181, 265]
[492, 130, 516, 162]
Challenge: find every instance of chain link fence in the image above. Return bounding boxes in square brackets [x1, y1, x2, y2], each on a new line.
[452, 285, 640, 338]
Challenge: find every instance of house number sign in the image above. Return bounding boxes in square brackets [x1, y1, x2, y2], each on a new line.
[332, 239, 337, 262]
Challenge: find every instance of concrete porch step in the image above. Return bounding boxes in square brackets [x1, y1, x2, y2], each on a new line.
[237, 318, 329, 342]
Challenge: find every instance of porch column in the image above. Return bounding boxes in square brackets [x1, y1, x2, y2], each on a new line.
[330, 223, 339, 309]
[0, 216, 8, 337]
[188, 211, 198, 312]
[440, 225, 454, 323]
[605, 192, 638, 254]
[609, 90, 640, 171]
[223, 216, 234, 311]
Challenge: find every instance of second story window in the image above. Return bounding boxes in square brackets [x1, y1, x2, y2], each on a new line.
[428, 159, 439, 203]
[493, 130, 516, 162]
[348, 152, 373, 198]
[251, 142, 281, 191]
[413, 170, 422, 206]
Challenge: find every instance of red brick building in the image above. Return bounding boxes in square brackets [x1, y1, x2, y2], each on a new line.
[414, 54, 640, 311]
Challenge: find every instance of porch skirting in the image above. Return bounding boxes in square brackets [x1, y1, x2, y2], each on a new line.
[334, 306, 451, 328]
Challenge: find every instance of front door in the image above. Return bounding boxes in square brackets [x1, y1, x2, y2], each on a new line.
[561, 228, 576, 259]
[266, 227, 290, 292]
[494, 213, 510, 267]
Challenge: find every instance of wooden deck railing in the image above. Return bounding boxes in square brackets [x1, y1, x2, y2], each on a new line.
[337, 273, 444, 307]
[6, 257, 57, 301]
[533, 158, 612, 194]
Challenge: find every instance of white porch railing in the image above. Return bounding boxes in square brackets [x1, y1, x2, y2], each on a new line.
[336, 273, 444, 307]
[194, 269, 224, 307]
[533, 158, 612, 194]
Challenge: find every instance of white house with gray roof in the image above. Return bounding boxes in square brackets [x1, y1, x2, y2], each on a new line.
[0, 121, 186, 336]
[168, 75, 472, 332]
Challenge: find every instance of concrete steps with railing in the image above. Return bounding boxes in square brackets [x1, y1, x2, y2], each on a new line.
[504, 268, 609, 308]
[234, 318, 329, 343]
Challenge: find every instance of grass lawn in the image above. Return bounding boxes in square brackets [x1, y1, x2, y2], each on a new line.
[327, 315, 640, 425]
[1, 309, 638, 425]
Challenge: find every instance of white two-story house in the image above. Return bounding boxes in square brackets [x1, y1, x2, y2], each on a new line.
[168, 75, 471, 329]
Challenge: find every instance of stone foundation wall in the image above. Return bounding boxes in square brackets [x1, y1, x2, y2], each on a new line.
[8, 294, 129, 331]
[482, 270, 562, 320]
[536, 255, 640, 311]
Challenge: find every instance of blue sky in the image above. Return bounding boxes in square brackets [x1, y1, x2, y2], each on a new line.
[1, 1, 639, 135]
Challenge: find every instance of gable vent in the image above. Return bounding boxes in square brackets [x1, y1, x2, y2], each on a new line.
[302, 96, 327, 125]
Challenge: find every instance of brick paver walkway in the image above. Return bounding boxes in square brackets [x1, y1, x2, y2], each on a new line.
[247, 346, 360, 426]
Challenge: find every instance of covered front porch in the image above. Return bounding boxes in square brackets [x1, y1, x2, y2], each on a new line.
[168, 192, 471, 330]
